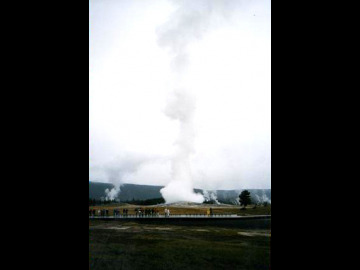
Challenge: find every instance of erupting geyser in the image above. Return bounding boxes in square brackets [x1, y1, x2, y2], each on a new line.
[160, 89, 204, 203]
[157, 1, 217, 203]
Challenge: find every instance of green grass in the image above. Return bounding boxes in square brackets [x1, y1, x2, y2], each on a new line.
[89, 220, 271, 270]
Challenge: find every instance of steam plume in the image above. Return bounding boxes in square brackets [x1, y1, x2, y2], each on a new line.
[203, 190, 220, 204]
[158, 0, 236, 203]
[255, 190, 271, 204]
[158, 1, 224, 203]
[95, 153, 148, 201]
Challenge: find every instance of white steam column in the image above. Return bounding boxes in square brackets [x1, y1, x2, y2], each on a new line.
[157, 1, 218, 203]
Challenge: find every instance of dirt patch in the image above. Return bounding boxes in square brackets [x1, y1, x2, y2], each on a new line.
[107, 226, 130, 230]
[237, 231, 270, 237]
[154, 227, 173, 231]
[90, 224, 130, 230]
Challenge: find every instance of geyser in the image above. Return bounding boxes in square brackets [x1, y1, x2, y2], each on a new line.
[157, 0, 214, 203]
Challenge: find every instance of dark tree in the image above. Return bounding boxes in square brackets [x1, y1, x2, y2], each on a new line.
[239, 190, 252, 209]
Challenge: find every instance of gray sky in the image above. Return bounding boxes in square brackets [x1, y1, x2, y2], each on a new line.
[89, 0, 271, 190]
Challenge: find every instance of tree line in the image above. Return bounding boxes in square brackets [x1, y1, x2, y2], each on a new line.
[89, 198, 117, 206]
[89, 197, 165, 206]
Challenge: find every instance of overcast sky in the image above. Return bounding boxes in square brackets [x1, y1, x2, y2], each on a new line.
[89, 0, 271, 190]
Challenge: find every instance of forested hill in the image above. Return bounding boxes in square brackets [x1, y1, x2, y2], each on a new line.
[89, 181, 271, 204]
[89, 182, 164, 201]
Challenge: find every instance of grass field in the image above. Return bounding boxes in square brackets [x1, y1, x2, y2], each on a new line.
[89, 218, 271, 270]
[89, 203, 271, 216]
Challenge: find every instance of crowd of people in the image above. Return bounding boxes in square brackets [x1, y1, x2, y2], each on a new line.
[88, 208, 163, 217]
[135, 208, 159, 217]
[89, 209, 110, 216]
[89, 207, 215, 217]
[113, 209, 129, 217]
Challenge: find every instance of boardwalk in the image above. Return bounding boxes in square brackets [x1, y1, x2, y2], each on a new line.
[89, 214, 271, 220]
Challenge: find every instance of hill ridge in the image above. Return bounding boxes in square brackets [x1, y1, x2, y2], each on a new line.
[89, 181, 271, 204]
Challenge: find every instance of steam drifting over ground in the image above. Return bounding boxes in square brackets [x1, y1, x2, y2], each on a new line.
[92, 153, 151, 201]
[203, 190, 220, 204]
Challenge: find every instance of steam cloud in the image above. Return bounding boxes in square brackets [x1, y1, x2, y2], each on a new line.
[203, 190, 220, 204]
[254, 190, 271, 204]
[105, 187, 120, 201]
[94, 153, 149, 201]
[158, 0, 234, 203]
[160, 89, 204, 203]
